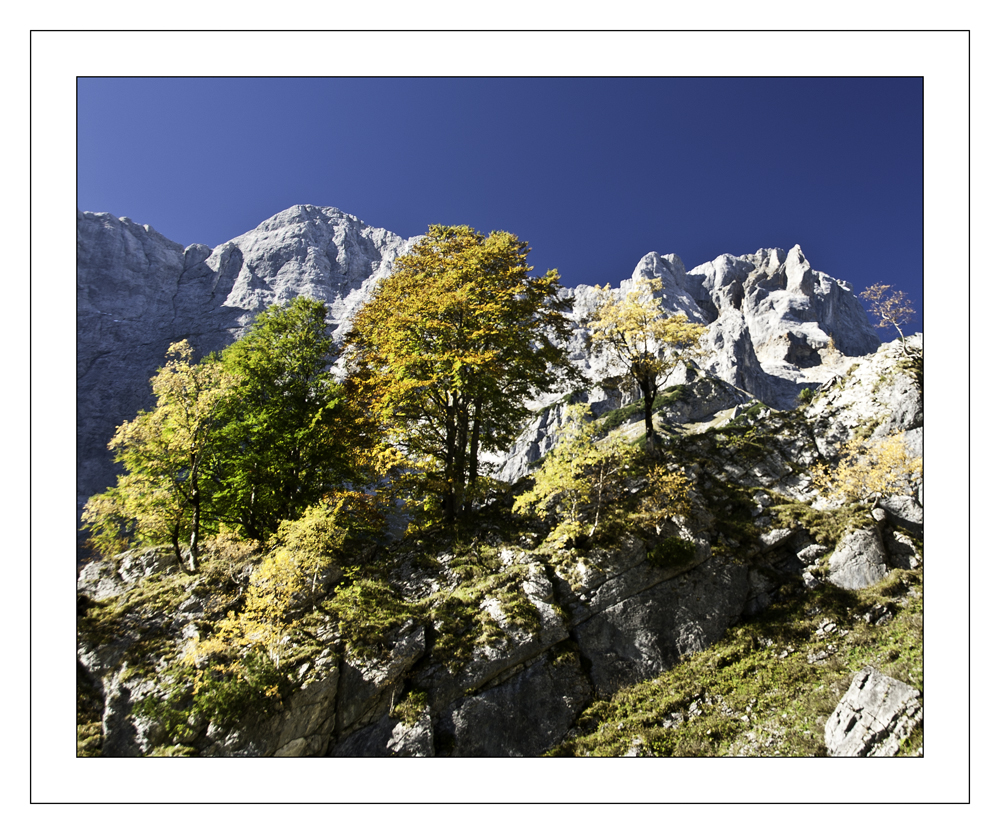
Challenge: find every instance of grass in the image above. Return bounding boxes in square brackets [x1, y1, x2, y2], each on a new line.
[546, 566, 922, 757]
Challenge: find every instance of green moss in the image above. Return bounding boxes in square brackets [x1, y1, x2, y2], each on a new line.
[769, 499, 872, 549]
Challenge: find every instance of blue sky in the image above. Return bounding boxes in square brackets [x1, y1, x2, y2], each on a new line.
[78, 76, 924, 336]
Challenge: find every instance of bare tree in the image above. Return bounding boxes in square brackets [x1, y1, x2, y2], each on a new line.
[859, 283, 918, 357]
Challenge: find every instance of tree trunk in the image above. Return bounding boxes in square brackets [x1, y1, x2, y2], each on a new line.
[188, 482, 201, 573]
[639, 373, 658, 452]
[466, 396, 482, 513]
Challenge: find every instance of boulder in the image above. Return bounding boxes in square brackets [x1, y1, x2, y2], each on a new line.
[825, 666, 922, 756]
[827, 526, 889, 590]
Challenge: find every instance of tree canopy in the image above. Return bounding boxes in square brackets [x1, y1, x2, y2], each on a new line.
[81, 341, 236, 571]
[588, 276, 707, 450]
[82, 298, 385, 568]
[212, 297, 376, 540]
[347, 224, 574, 522]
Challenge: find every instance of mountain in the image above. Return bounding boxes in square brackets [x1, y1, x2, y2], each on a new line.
[76, 205, 882, 525]
[77, 332, 923, 758]
[77, 206, 417, 527]
[76, 206, 922, 759]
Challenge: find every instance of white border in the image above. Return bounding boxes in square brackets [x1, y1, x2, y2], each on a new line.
[30, 28, 970, 808]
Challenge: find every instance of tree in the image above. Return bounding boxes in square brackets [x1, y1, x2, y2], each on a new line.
[212, 297, 374, 540]
[81, 341, 236, 572]
[515, 404, 693, 547]
[588, 277, 707, 451]
[859, 283, 918, 357]
[347, 224, 573, 522]
[812, 430, 922, 508]
[514, 404, 639, 545]
[82, 298, 386, 566]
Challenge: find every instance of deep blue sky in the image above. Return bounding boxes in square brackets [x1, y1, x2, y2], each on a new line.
[78, 77, 923, 336]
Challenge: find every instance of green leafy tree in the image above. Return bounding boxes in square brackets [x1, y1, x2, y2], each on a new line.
[82, 298, 388, 566]
[213, 297, 374, 540]
[588, 277, 707, 451]
[348, 224, 573, 522]
[81, 341, 236, 572]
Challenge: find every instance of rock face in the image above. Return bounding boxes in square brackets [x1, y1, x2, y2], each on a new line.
[77, 206, 418, 537]
[77, 335, 923, 757]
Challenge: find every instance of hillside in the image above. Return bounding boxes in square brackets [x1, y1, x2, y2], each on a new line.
[77, 258, 922, 759]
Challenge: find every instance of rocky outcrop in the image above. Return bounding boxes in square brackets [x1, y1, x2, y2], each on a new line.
[825, 666, 922, 756]
[76, 206, 921, 758]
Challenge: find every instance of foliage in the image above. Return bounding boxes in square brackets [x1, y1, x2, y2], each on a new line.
[514, 404, 640, 546]
[190, 495, 370, 667]
[588, 277, 707, 450]
[647, 535, 698, 569]
[81, 341, 237, 571]
[347, 224, 574, 522]
[135, 648, 288, 737]
[797, 387, 815, 405]
[323, 573, 418, 660]
[812, 431, 922, 507]
[390, 689, 428, 727]
[82, 298, 388, 571]
[213, 297, 379, 540]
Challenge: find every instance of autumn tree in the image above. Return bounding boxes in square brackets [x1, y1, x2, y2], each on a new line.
[82, 298, 388, 567]
[514, 404, 692, 546]
[812, 430, 922, 508]
[81, 341, 236, 572]
[347, 224, 573, 523]
[859, 283, 918, 357]
[588, 277, 707, 451]
[514, 405, 637, 545]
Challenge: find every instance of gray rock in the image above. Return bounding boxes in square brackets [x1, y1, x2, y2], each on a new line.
[827, 526, 889, 590]
[330, 711, 434, 757]
[336, 621, 426, 735]
[825, 666, 922, 756]
[435, 652, 591, 756]
[575, 555, 749, 697]
[879, 495, 923, 534]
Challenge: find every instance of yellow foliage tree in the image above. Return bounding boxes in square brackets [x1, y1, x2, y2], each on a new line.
[812, 430, 922, 507]
[515, 405, 636, 545]
[347, 224, 573, 522]
[190, 497, 360, 668]
[81, 341, 236, 571]
[588, 277, 707, 450]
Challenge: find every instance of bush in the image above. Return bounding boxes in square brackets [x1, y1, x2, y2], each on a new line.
[648, 536, 697, 569]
